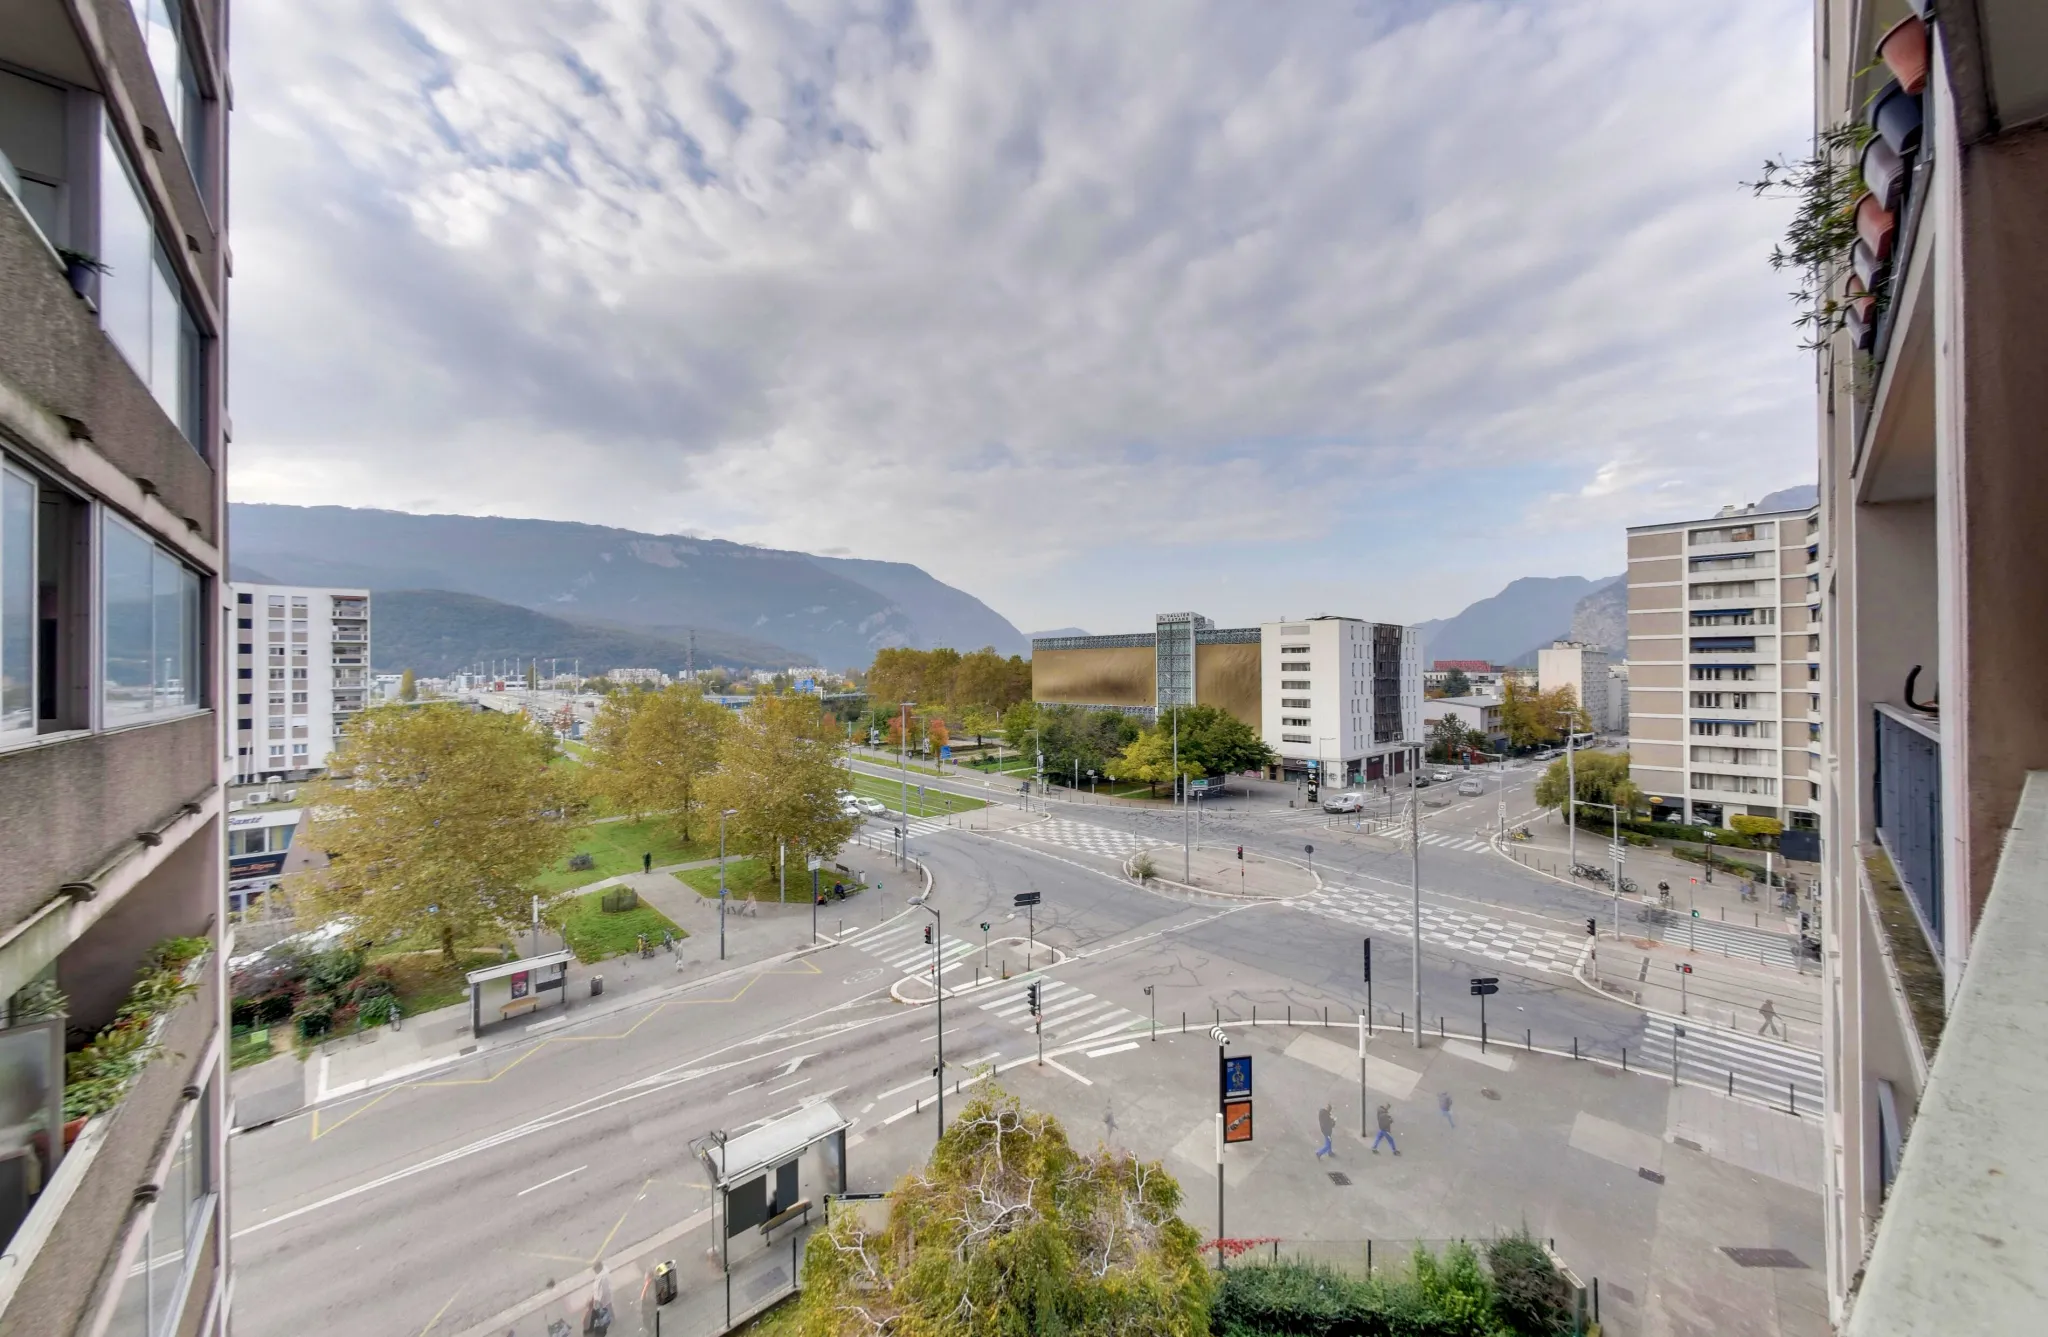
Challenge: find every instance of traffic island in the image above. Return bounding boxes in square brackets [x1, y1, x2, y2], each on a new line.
[1126, 843, 1320, 901]
[890, 937, 1069, 1004]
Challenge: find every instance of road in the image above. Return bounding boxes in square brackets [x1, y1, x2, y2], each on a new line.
[228, 773, 1805, 1335]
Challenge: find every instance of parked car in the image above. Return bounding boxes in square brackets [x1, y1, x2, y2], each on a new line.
[1322, 791, 1365, 814]
[1456, 779, 1485, 797]
[838, 796, 863, 817]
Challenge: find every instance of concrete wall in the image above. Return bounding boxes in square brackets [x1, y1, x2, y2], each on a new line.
[1628, 581, 1679, 612]
[1629, 532, 1682, 560]
[0, 713, 217, 929]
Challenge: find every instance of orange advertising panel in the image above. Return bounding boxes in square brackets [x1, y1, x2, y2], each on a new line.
[1224, 1100, 1254, 1144]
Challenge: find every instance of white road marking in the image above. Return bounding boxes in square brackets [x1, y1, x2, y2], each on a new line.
[1044, 1058, 1094, 1086]
[765, 1076, 811, 1095]
[1086, 1041, 1140, 1058]
[515, 1165, 587, 1197]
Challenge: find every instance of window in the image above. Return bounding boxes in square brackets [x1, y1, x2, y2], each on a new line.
[131, 0, 208, 184]
[228, 827, 267, 856]
[101, 513, 201, 723]
[1688, 522, 1773, 545]
[1690, 772, 1776, 796]
[1691, 745, 1773, 767]
[1688, 552, 1772, 572]
[1689, 636, 1757, 654]
[268, 743, 283, 758]
[98, 125, 205, 449]
[1281, 679, 1310, 689]
[1282, 716, 1310, 727]
[0, 466, 31, 739]
[1691, 666, 1755, 682]
[1282, 733, 1311, 744]
[268, 667, 284, 681]
[237, 592, 251, 604]
[0, 69, 68, 244]
[1281, 697, 1310, 708]
[291, 742, 308, 757]
[1689, 581, 1760, 600]
[291, 667, 307, 682]
[1690, 608, 1772, 627]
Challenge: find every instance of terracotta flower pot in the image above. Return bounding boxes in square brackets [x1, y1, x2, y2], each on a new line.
[63, 1115, 87, 1149]
[1855, 191, 1897, 263]
[1862, 133, 1908, 211]
[1869, 80, 1924, 157]
[1877, 15, 1930, 95]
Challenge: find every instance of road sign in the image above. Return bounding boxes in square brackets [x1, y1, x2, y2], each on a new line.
[1305, 844, 1314, 856]
[1469, 976, 1500, 997]
[807, 856, 822, 872]
[1210, 1025, 1229, 1044]
[1224, 1100, 1254, 1144]
[1013, 892, 1041, 907]
[1223, 1055, 1253, 1101]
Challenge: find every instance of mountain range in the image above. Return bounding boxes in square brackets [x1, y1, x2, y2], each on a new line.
[229, 504, 1029, 672]
[1417, 575, 1624, 666]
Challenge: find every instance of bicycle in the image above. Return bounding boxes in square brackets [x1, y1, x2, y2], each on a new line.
[1619, 876, 1640, 895]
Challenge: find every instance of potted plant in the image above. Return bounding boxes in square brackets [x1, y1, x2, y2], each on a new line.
[1855, 191, 1897, 263]
[1877, 14, 1930, 95]
[55, 248, 107, 299]
[1861, 133, 1908, 211]
[1868, 79, 1924, 157]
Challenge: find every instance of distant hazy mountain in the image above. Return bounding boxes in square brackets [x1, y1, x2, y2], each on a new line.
[1757, 483, 1819, 512]
[1567, 576, 1628, 657]
[369, 590, 807, 676]
[1421, 575, 1619, 665]
[228, 504, 1026, 670]
[1027, 627, 1090, 641]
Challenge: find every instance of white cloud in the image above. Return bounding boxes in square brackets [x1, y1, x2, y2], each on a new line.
[227, 0, 1813, 630]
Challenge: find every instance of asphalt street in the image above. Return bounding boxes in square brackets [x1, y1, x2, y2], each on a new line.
[227, 772, 1751, 1336]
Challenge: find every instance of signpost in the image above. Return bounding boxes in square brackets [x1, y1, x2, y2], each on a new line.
[1469, 976, 1499, 1051]
[1211, 1025, 1248, 1247]
[1675, 962, 1693, 1015]
[1013, 891, 1040, 966]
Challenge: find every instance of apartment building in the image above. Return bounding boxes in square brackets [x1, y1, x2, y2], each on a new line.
[229, 583, 370, 782]
[1624, 502, 1823, 831]
[1261, 617, 1421, 784]
[0, 2, 231, 1335]
[1535, 641, 1614, 733]
[1808, 5, 2048, 1330]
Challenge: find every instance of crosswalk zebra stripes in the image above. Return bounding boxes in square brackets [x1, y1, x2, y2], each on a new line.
[977, 976, 1148, 1046]
[1294, 881, 1586, 975]
[842, 919, 979, 977]
[1402, 829, 1494, 853]
[1634, 1014, 1824, 1110]
[1640, 914, 1802, 968]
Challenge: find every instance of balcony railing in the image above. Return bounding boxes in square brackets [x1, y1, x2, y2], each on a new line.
[1844, 771, 2048, 1335]
[1872, 703, 1942, 964]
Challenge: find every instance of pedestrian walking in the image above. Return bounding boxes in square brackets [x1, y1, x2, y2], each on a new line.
[1438, 1091, 1454, 1128]
[1758, 998, 1783, 1037]
[1315, 1103, 1335, 1159]
[584, 1260, 614, 1335]
[642, 851, 652, 874]
[1103, 1103, 1118, 1143]
[1371, 1103, 1399, 1155]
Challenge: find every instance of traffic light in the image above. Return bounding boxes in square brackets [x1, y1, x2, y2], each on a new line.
[1362, 937, 1372, 983]
[923, 924, 933, 945]
[1026, 983, 1041, 1014]
[1237, 846, 1244, 861]
[1587, 918, 1597, 936]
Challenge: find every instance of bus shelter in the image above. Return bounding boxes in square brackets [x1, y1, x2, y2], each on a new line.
[694, 1102, 849, 1272]
[465, 949, 572, 1034]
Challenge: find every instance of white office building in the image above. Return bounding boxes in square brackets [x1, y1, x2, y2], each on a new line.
[1538, 640, 1615, 732]
[232, 583, 372, 782]
[1260, 616, 1422, 785]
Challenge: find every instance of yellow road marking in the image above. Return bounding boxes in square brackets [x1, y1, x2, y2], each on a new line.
[309, 959, 820, 1140]
[591, 1178, 655, 1263]
[415, 1284, 463, 1335]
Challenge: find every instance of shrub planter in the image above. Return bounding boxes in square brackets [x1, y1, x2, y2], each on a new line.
[1877, 14, 1929, 95]
[1854, 191, 1897, 263]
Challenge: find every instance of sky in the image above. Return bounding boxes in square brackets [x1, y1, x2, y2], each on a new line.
[227, 0, 1816, 636]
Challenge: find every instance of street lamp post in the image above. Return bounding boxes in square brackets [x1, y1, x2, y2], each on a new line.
[717, 807, 739, 961]
[1558, 708, 1581, 874]
[912, 894, 944, 1139]
[1144, 984, 1156, 1041]
[1580, 800, 1625, 938]
[1410, 742, 1422, 1049]
[899, 701, 916, 831]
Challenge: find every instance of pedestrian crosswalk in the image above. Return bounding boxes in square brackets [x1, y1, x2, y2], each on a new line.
[1399, 829, 1494, 854]
[1634, 1014, 1824, 1110]
[1293, 881, 1586, 975]
[1009, 817, 1164, 860]
[976, 976, 1148, 1046]
[842, 919, 982, 978]
[1640, 914, 1802, 968]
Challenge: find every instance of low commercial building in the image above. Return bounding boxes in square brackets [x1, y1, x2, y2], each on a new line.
[1424, 695, 1507, 749]
[1032, 611, 1421, 783]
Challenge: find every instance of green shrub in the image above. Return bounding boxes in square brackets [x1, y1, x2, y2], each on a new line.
[359, 995, 395, 1026]
[600, 886, 641, 913]
[1213, 1247, 1506, 1337]
[1487, 1232, 1574, 1337]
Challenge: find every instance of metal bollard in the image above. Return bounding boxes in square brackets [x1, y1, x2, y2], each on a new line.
[1572, 1036, 1578, 1060]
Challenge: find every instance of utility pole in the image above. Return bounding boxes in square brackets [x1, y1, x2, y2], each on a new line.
[900, 700, 915, 829]
[1560, 709, 1579, 874]
[1411, 745, 1422, 1049]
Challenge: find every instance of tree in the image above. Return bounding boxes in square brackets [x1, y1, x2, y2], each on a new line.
[959, 704, 999, 748]
[586, 684, 731, 841]
[1106, 728, 1200, 796]
[1428, 714, 1473, 763]
[1001, 700, 1043, 757]
[1534, 749, 1641, 816]
[1730, 814, 1784, 843]
[1499, 679, 1586, 751]
[398, 668, 417, 702]
[1156, 705, 1275, 778]
[797, 1086, 1211, 1337]
[704, 694, 860, 872]
[524, 661, 538, 690]
[294, 704, 578, 964]
[1440, 667, 1472, 697]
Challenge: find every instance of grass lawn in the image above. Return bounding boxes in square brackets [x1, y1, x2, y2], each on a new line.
[843, 771, 987, 816]
[367, 948, 508, 1014]
[848, 749, 945, 776]
[532, 817, 718, 891]
[676, 859, 869, 902]
[553, 888, 685, 962]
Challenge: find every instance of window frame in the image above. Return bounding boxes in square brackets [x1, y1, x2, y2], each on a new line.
[98, 507, 207, 730]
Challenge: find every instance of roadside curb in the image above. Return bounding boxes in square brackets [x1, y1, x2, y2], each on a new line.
[1119, 844, 1324, 904]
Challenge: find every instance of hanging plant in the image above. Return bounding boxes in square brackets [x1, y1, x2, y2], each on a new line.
[1747, 120, 1876, 352]
[62, 936, 209, 1120]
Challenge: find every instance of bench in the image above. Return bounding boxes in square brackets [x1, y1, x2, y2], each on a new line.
[500, 998, 540, 1021]
[761, 1198, 812, 1240]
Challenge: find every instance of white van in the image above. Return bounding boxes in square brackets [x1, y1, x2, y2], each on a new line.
[1322, 791, 1365, 814]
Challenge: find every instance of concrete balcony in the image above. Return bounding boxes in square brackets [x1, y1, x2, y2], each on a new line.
[1845, 771, 2048, 1334]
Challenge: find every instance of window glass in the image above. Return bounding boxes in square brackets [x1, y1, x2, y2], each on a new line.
[102, 515, 155, 721]
[1, 467, 32, 736]
[99, 124, 154, 386]
[152, 547, 186, 709]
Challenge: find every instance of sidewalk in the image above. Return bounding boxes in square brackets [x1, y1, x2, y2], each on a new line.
[1585, 935, 1824, 1052]
[1505, 809, 1816, 933]
[996, 1021, 1827, 1337]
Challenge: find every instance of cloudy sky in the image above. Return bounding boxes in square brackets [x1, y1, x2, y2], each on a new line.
[228, 0, 1814, 635]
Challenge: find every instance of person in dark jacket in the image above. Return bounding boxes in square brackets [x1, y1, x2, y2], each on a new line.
[1315, 1103, 1336, 1158]
[1371, 1103, 1399, 1155]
